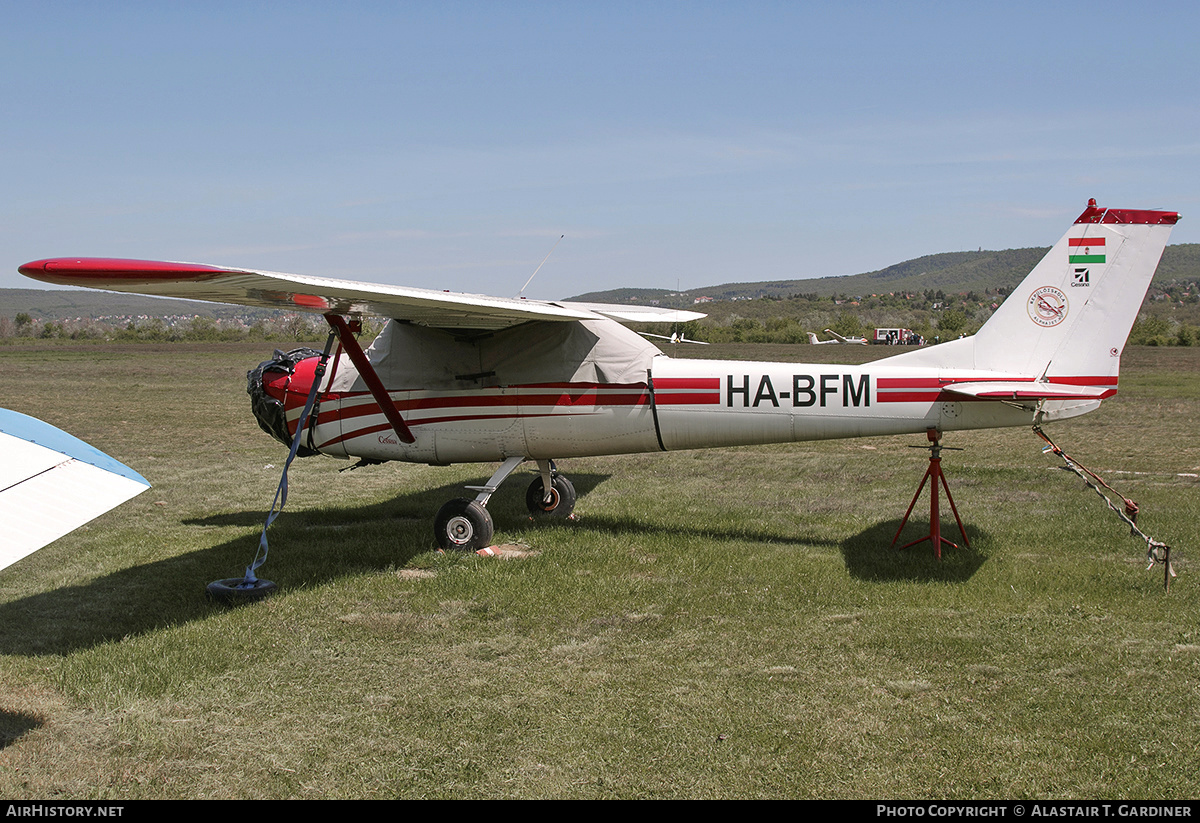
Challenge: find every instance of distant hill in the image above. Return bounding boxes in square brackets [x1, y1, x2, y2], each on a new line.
[0, 288, 289, 322]
[568, 244, 1200, 306]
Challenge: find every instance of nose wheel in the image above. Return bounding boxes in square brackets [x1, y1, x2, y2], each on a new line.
[526, 474, 576, 518]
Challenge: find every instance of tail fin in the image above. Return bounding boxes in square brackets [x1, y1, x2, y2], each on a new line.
[883, 200, 1179, 388]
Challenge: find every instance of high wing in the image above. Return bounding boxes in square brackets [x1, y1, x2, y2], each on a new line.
[18, 258, 705, 331]
[0, 409, 151, 572]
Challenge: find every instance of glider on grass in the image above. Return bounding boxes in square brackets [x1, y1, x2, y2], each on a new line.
[823, 329, 870, 345]
[0, 409, 150, 571]
[808, 329, 869, 345]
[20, 200, 1178, 553]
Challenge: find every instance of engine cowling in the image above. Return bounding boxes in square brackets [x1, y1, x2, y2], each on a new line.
[246, 348, 325, 456]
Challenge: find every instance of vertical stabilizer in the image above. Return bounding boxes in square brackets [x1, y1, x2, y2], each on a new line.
[881, 201, 1179, 389]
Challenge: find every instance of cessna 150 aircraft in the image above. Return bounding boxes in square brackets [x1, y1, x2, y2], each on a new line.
[19, 200, 1178, 554]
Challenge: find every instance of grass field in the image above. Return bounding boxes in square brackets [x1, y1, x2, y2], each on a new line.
[1, 340, 1198, 799]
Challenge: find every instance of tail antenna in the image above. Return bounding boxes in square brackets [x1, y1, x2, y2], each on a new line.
[517, 234, 564, 298]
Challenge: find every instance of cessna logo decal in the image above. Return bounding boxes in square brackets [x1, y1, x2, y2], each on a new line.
[727, 374, 870, 408]
[1072, 267, 1090, 287]
[1027, 286, 1069, 327]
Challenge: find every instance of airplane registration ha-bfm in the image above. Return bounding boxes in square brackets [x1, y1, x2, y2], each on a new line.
[19, 200, 1179, 554]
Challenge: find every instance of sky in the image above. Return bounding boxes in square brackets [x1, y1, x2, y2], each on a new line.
[3, 1, 1199, 300]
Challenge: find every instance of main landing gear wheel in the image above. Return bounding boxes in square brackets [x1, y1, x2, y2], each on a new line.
[434, 498, 494, 552]
[525, 474, 577, 518]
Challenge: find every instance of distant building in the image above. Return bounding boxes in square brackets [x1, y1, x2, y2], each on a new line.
[872, 328, 925, 346]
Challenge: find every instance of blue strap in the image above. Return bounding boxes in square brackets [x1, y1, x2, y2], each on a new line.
[244, 330, 337, 584]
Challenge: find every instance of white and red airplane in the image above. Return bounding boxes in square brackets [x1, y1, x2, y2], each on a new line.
[19, 200, 1179, 553]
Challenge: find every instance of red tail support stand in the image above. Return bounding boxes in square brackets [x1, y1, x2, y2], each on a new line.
[891, 429, 970, 559]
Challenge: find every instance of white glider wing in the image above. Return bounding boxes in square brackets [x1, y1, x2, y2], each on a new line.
[0, 410, 150, 572]
[19, 259, 705, 331]
[556, 301, 706, 324]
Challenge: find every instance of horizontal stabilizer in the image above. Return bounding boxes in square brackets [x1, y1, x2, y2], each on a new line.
[0, 410, 150, 572]
[942, 381, 1114, 401]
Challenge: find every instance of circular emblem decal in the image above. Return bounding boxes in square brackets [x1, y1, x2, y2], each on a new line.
[1027, 286, 1069, 327]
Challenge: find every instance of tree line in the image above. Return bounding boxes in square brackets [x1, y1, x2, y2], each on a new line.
[6, 279, 1199, 347]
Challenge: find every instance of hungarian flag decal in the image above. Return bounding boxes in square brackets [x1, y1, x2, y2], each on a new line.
[1068, 236, 1105, 264]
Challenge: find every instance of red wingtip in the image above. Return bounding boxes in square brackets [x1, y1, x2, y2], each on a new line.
[17, 259, 51, 278]
[18, 257, 233, 286]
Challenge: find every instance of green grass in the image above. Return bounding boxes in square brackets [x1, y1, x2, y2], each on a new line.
[1, 340, 1198, 798]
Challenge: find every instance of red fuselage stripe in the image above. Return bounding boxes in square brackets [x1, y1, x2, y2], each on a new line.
[654, 393, 721, 405]
[316, 411, 573, 448]
[276, 373, 1121, 435]
[654, 378, 721, 390]
[294, 390, 651, 423]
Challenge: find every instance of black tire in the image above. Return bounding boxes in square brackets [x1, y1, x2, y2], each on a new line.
[434, 498, 494, 552]
[525, 474, 577, 518]
[206, 577, 278, 606]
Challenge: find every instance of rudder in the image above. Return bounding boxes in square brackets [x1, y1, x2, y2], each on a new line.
[972, 200, 1178, 387]
[882, 200, 1179, 392]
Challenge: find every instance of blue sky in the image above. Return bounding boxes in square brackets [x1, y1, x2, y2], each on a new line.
[3, 1, 1198, 299]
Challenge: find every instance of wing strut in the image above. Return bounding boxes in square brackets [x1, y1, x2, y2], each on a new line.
[323, 314, 416, 444]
